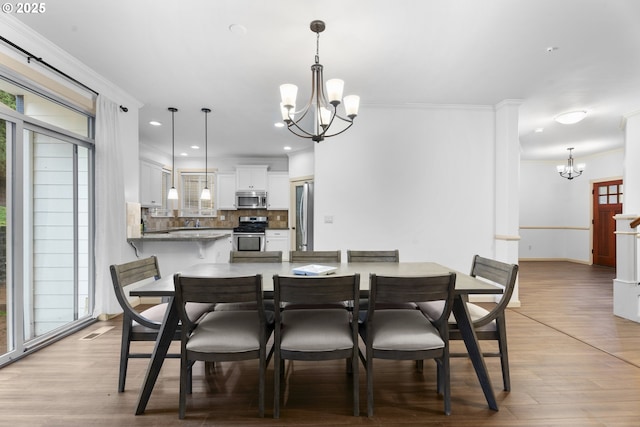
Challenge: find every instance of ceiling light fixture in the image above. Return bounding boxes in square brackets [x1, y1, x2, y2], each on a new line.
[554, 110, 587, 125]
[556, 148, 585, 180]
[200, 108, 212, 200]
[149, 120, 162, 126]
[279, 20, 360, 142]
[167, 107, 179, 200]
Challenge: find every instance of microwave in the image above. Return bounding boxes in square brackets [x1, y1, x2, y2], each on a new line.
[235, 191, 267, 209]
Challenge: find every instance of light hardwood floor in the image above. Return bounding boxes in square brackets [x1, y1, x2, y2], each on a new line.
[1, 261, 640, 426]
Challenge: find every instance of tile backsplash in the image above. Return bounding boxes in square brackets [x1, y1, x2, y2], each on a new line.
[141, 208, 288, 231]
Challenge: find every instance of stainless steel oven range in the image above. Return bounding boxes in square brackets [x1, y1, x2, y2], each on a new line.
[232, 216, 267, 252]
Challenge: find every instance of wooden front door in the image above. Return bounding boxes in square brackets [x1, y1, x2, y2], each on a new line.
[592, 180, 623, 267]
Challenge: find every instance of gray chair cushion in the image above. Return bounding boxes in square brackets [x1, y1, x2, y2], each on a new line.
[186, 310, 261, 353]
[417, 301, 496, 332]
[134, 301, 212, 328]
[281, 309, 353, 352]
[371, 309, 444, 351]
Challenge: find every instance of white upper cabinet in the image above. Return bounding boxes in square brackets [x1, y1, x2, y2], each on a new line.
[216, 173, 237, 210]
[236, 165, 268, 191]
[267, 172, 290, 210]
[140, 160, 163, 207]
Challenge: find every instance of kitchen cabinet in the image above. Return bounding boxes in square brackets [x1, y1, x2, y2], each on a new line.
[267, 172, 290, 210]
[266, 229, 290, 260]
[216, 173, 236, 210]
[140, 160, 163, 207]
[236, 165, 268, 191]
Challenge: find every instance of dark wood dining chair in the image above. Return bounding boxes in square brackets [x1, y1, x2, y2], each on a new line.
[272, 273, 360, 418]
[229, 251, 283, 263]
[289, 250, 341, 263]
[359, 272, 457, 416]
[418, 255, 519, 391]
[173, 274, 274, 419]
[109, 256, 211, 392]
[347, 249, 400, 310]
[347, 249, 399, 263]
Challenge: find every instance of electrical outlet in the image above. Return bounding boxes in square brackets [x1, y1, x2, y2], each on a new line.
[324, 215, 334, 224]
[220, 215, 225, 221]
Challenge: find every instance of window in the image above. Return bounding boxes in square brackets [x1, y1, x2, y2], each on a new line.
[598, 183, 623, 205]
[180, 171, 214, 216]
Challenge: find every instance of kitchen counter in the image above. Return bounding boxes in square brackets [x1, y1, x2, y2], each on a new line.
[131, 228, 231, 242]
[127, 228, 232, 260]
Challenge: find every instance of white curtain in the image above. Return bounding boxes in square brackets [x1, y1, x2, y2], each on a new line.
[93, 94, 125, 317]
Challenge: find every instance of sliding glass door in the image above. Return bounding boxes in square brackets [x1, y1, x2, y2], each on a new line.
[0, 95, 94, 365]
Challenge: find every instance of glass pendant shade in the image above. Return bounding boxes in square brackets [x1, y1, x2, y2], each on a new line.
[326, 78, 344, 103]
[200, 187, 211, 200]
[343, 95, 360, 118]
[168, 187, 178, 200]
[280, 84, 298, 109]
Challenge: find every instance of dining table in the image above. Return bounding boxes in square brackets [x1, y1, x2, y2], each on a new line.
[129, 261, 504, 415]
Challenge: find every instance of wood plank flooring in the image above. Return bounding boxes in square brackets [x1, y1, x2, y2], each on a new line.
[1, 261, 640, 426]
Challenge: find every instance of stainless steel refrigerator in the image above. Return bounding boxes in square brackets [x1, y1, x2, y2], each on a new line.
[295, 181, 314, 251]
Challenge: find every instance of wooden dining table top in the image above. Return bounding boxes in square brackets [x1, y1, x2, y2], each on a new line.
[130, 261, 503, 297]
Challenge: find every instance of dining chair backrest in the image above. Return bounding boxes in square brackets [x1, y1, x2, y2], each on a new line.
[368, 273, 456, 327]
[468, 255, 519, 328]
[347, 249, 399, 263]
[174, 274, 266, 332]
[110, 255, 162, 330]
[289, 250, 341, 263]
[229, 251, 283, 263]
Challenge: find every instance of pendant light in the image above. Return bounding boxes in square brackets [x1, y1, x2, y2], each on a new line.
[167, 107, 179, 200]
[200, 108, 211, 200]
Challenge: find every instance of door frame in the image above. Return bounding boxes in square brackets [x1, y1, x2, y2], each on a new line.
[289, 176, 314, 252]
[590, 176, 623, 266]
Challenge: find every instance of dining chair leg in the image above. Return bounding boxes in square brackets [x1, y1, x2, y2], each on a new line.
[416, 359, 423, 373]
[352, 353, 359, 416]
[273, 353, 281, 419]
[496, 316, 511, 391]
[259, 351, 266, 417]
[366, 352, 374, 417]
[179, 355, 188, 419]
[442, 353, 451, 415]
[118, 322, 131, 393]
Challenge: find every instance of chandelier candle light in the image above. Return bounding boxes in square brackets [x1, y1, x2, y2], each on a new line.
[557, 147, 585, 180]
[279, 20, 360, 142]
[167, 107, 179, 200]
[200, 108, 211, 200]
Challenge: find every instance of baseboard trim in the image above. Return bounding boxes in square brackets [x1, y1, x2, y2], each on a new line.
[518, 257, 591, 265]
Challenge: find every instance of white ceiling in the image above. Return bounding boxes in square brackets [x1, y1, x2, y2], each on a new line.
[13, 0, 640, 161]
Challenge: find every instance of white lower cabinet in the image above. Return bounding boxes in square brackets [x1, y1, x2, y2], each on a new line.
[266, 229, 290, 261]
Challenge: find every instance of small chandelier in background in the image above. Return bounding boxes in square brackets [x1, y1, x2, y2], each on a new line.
[200, 108, 212, 200]
[279, 20, 360, 142]
[557, 147, 585, 180]
[167, 107, 179, 200]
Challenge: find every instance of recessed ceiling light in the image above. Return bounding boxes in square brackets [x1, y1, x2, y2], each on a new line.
[274, 122, 285, 128]
[554, 110, 587, 125]
[180, 152, 188, 156]
[284, 146, 292, 151]
[190, 145, 200, 149]
[149, 121, 162, 126]
[546, 46, 559, 52]
[229, 24, 247, 36]
[534, 128, 544, 133]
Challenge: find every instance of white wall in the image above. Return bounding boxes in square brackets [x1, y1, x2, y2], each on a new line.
[520, 149, 624, 262]
[314, 105, 496, 273]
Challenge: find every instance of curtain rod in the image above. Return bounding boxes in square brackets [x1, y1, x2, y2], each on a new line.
[0, 35, 99, 96]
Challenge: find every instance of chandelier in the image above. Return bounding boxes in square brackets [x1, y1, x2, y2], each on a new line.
[279, 20, 360, 142]
[556, 148, 585, 180]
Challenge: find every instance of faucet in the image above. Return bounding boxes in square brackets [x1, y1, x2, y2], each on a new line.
[184, 219, 192, 227]
[195, 219, 201, 228]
